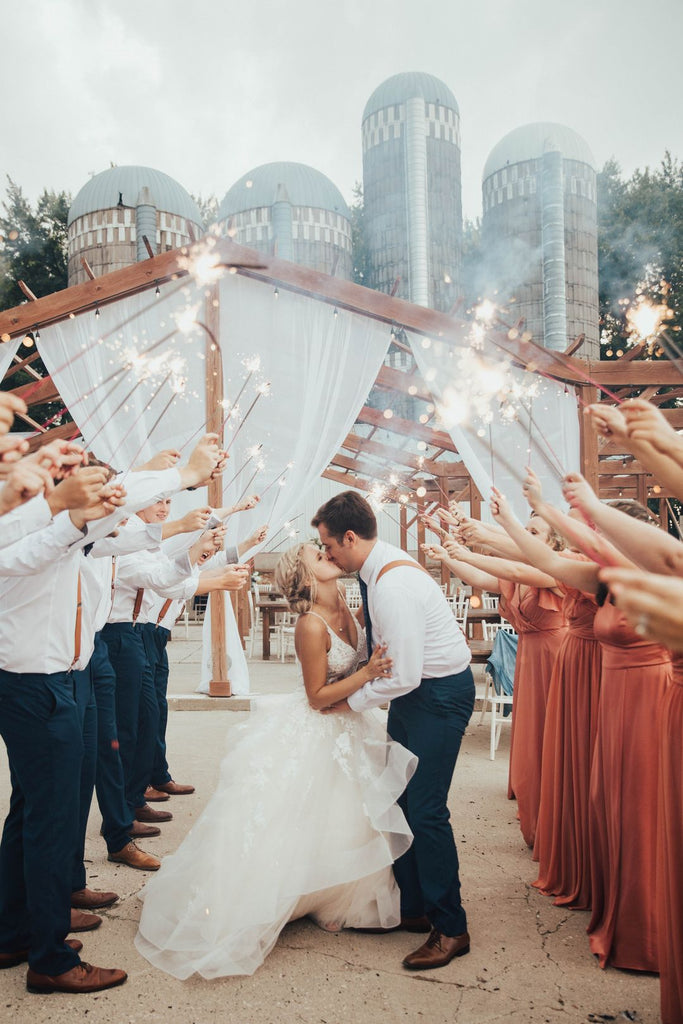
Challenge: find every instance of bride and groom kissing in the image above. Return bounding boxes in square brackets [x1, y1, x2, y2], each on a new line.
[135, 491, 476, 978]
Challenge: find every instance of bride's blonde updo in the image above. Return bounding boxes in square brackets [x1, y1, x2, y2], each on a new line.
[274, 543, 317, 615]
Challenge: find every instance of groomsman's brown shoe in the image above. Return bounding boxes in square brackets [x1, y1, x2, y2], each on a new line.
[71, 888, 119, 910]
[108, 842, 160, 872]
[128, 820, 161, 838]
[135, 803, 172, 823]
[0, 940, 82, 970]
[26, 962, 127, 994]
[144, 786, 170, 802]
[69, 910, 102, 933]
[401, 915, 432, 933]
[154, 780, 195, 796]
[402, 929, 470, 970]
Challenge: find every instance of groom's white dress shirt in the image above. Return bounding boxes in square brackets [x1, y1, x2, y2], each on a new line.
[347, 540, 471, 713]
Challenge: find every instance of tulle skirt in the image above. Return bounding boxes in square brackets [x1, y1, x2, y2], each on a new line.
[135, 691, 416, 978]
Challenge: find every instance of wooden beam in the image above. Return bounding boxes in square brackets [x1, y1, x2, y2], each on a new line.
[11, 375, 60, 405]
[18, 281, 38, 302]
[23, 421, 78, 452]
[341, 432, 454, 477]
[142, 235, 156, 259]
[586, 359, 683, 388]
[374, 363, 431, 402]
[355, 405, 459, 453]
[80, 257, 96, 280]
[204, 284, 231, 697]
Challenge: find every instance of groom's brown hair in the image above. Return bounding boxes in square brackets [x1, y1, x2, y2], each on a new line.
[311, 491, 377, 542]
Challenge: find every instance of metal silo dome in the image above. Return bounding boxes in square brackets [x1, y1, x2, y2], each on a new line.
[218, 162, 349, 220]
[217, 162, 352, 279]
[68, 165, 203, 228]
[483, 122, 596, 180]
[363, 71, 459, 121]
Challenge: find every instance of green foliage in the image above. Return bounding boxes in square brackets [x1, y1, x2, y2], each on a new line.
[461, 217, 484, 309]
[348, 182, 374, 288]
[597, 154, 683, 359]
[190, 193, 219, 230]
[0, 177, 70, 311]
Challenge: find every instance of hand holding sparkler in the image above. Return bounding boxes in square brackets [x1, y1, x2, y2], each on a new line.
[489, 487, 515, 529]
[522, 467, 544, 511]
[234, 494, 260, 514]
[179, 434, 225, 490]
[621, 399, 683, 457]
[0, 435, 29, 474]
[585, 403, 629, 441]
[48, 466, 110, 516]
[0, 393, 27, 436]
[420, 513, 448, 539]
[562, 472, 601, 523]
[136, 449, 182, 472]
[239, 523, 268, 556]
[179, 507, 213, 533]
[421, 543, 448, 562]
[598, 567, 683, 653]
[27, 440, 86, 481]
[68, 479, 127, 530]
[0, 460, 56, 515]
[191, 526, 226, 565]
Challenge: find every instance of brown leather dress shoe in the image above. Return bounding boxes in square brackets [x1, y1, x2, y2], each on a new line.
[135, 803, 173, 823]
[401, 915, 432, 933]
[144, 786, 170, 802]
[128, 820, 161, 839]
[402, 929, 470, 970]
[108, 842, 160, 872]
[26, 962, 127, 994]
[71, 887, 119, 910]
[69, 910, 102, 933]
[0, 939, 82, 970]
[154, 780, 195, 795]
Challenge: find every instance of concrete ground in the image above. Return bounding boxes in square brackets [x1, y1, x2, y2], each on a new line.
[0, 624, 660, 1024]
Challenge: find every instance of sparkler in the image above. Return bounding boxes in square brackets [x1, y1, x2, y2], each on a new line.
[108, 370, 175, 464]
[221, 443, 264, 492]
[121, 376, 186, 478]
[224, 382, 271, 453]
[259, 461, 295, 500]
[262, 515, 304, 553]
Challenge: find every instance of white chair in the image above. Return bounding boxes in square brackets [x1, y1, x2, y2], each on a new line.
[344, 582, 362, 610]
[275, 612, 297, 661]
[479, 623, 517, 759]
[447, 593, 469, 635]
[482, 593, 499, 610]
[246, 590, 260, 658]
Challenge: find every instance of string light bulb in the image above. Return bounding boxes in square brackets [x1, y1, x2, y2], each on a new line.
[155, 282, 161, 297]
[95, 306, 101, 318]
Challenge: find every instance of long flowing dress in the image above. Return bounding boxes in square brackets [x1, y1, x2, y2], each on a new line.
[135, 619, 416, 979]
[499, 583, 567, 848]
[658, 653, 683, 1023]
[587, 600, 671, 972]
[533, 581, 601, 909]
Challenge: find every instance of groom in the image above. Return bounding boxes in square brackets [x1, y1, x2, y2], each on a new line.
[312, 491, 475, 970]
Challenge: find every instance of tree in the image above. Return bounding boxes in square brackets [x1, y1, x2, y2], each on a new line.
[191, 193, 219, 230]
[0, 177, 70, 311]
[348, 182, 373, 288]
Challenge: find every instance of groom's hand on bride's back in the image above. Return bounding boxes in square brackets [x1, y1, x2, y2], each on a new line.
[320, 699, 351, 715]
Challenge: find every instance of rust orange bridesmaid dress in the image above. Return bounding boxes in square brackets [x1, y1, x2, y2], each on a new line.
[533, 583, 601, 909]
[498, 583, 567, 848]
[658, 652, 683, 1023]
[588, 599, 671, 973]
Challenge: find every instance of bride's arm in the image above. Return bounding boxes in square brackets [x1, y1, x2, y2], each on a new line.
[295, 615, 392, 711]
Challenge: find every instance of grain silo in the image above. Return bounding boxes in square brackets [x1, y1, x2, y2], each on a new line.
[67, 165, 204, 286]
[481, 123, 599, 354]
[217, 162, 353, 279]
[361, 71, 462, 311]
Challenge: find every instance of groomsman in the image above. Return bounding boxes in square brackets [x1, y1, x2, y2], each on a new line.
[313, 491, 475, 971]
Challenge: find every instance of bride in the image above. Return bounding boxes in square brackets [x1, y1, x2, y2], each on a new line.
[135, 542, 416, 979]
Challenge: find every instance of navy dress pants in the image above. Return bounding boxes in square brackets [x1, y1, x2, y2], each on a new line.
[140, 623, 172, 788]
[71, 659, 98, 892]
[91, 633, 133, 854]
[0, 669, 82, 976]
[101, 622, 159, 816]
[387, 667, 475, 937]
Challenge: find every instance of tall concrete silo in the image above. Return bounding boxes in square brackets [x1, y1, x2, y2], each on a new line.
[217, 162, 353, 279]
[481, 123, 599, 355]
[361, 71, 462, 311]
[67, 165, 204, 286]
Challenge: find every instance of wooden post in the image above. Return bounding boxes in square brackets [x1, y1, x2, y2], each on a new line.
[579, 384, 599, 494]
[205, 285, 231, 696]
[399, 503, 408, 553]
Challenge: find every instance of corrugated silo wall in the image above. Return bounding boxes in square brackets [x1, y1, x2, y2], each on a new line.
[563, 159, 599, 356]
[363, 128, 410, 300]
[482, 157, 599, 354]
[426, 133, 462, 311]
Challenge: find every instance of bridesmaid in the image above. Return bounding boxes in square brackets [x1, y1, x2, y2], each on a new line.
[424, 517, 567, 849]
[489, 480, 602, 909]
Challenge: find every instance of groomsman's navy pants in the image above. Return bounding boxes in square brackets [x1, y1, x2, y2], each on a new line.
[388, 667, 475, 937]
[101, 622, 159, 815]
[0, 669, 82, 976]
[91, 633, 133, 854]
[140, 623, 172, 788]
[71, 659, 97, 892]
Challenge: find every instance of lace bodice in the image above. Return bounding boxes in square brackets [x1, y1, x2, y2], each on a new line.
[304, 612, 368, 684]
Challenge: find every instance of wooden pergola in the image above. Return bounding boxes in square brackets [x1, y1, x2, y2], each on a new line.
[1, 237, 680, 689]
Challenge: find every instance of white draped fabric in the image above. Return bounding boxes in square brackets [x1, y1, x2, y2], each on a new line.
[36, 273, 391, 687]
[408, 333, 580, 519]
[0, 338, 22, 383]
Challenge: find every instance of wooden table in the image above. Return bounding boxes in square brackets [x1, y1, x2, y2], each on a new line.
[256, 599, 290, 660]
[469, 639, 494, 664]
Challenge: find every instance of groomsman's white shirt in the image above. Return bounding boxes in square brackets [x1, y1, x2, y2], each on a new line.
[348, 540, 471, 713]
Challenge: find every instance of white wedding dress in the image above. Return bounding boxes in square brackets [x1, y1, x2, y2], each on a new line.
[135, 617, 416, 979]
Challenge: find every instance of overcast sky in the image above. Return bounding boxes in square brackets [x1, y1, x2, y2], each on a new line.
[2, 0, 682, 222]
